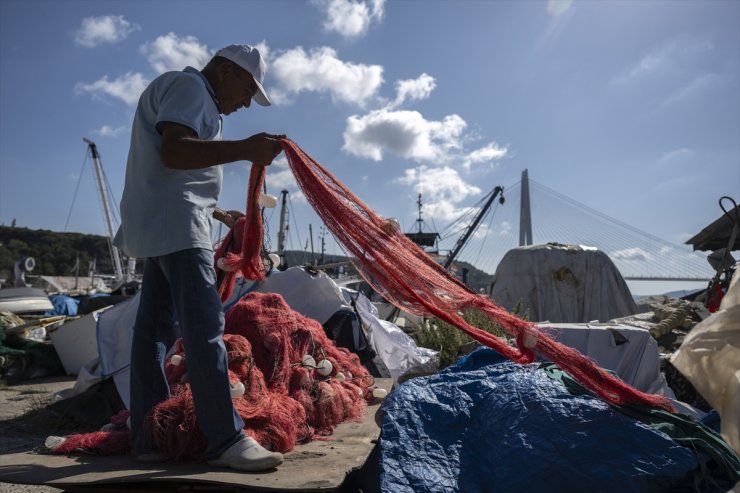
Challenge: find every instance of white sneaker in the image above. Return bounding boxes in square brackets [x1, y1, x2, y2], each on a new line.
[207, 436, 283, 472]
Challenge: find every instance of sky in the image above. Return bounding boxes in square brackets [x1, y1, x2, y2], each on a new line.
[1, 0, 738, 295]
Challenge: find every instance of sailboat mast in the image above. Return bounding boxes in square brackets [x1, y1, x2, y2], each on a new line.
[83, 138, 124, 282]
[309, 224, 315, 264]
[277, 190, 289, 258]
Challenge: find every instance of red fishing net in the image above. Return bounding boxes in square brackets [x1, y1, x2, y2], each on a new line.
[216, 164, 268, 302]
[48, 292, 374, 458]
[149, 294, 370, 463]
[48, 137, 674, 458]
[273, 138, 675, 412]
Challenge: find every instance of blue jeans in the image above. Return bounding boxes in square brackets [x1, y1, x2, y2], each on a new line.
[129, 248, 244, 459]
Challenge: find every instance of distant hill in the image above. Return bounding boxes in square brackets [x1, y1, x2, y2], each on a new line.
[0, 226, 116, 284]
[0, 227, 495, 293]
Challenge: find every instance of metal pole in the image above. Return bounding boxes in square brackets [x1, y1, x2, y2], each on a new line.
[277, 190, 288, 257]
[309, 224, 315, 264]
[83, 138, 124, 281]
[319, 226, 326, 266]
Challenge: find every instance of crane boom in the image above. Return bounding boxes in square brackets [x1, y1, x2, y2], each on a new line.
[443, 186, 504, 270]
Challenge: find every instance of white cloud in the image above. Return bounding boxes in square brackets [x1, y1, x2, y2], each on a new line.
[388, 73, 436, 109]
[547, 0, 572, 16]
[314, 0, 385, 38]
[664, 73, 723, 105]
[498, 221, 512, 236]
[269, 169, 297, 190]
[655, 148, 693, 166]
[612, 38, 713, 85]
[75, 72, 149, 106]
[614, 45, 673, 84]
[140, 33, 212, 74]
[93, 125, 127, 137]
[75, 15, 140, 47]
[612, 247, 652, 262]
[290, 190, 308, 204]
[254, 40, 271, 62]
[266, 156, 299, 190]
[343, 109, 466, 162]
[270, 46, 383, 106]
[469, 221, 492, 240]
[394, 165, 481, 221]
[462, 142, 508, 170]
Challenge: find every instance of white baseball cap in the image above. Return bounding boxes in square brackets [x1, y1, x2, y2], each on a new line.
[214, 44, 271, 107]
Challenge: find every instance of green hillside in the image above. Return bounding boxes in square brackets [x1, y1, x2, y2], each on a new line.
[0, 226, 116, 284]
[0, 227, 495, 293]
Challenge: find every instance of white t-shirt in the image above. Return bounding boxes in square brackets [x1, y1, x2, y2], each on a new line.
[113, 67, 223, 258]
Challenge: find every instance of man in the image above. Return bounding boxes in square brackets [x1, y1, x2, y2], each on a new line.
[113, 44, 284, 471]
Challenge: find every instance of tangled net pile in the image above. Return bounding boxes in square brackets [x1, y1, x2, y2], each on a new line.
[48, 291, 374, 458]
[151, 291, 373, 460]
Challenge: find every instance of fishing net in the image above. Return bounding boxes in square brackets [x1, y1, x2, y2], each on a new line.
[47, 137, 674, 458]
[216, 164, 267, 302]
[266, 138, 674, 412]
[47, 291, 374, 458]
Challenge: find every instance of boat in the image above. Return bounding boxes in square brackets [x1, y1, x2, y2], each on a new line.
[0, 287, 53, 315]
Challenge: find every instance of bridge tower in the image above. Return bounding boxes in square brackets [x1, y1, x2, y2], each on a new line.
[519, 169, 533, 246]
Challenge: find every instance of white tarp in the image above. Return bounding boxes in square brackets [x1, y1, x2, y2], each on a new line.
[539, 323, 672, 395]
[490, 243, 638, 323]
[537, 322, 706, 418]
[344, 288, 438, 382]
[672, 269, 740, 453]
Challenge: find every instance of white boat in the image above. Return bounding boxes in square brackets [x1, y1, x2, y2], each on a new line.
[0, 287, 53, 315]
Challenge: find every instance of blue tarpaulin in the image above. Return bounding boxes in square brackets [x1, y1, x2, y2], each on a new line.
[380, 348, 700, 493]
[47, 295, 79, 317]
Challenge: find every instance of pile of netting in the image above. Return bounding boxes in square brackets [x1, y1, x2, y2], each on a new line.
[154, 291, 373, 460]
[47, 290, 374, 458]
[274, 138, 675, 412]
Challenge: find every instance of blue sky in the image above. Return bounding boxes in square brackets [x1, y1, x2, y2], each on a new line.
[1, 0, 738, 293]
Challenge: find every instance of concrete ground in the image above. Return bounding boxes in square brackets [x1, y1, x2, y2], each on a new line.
[0, 376, 77, 493]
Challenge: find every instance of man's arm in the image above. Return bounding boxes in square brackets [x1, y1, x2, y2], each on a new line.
[160, 122, 284, 170]
[213, 207, 245, 228]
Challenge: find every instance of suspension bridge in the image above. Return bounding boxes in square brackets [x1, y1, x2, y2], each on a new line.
[433, 170, 713, 282]
[253, 167, 714, 293]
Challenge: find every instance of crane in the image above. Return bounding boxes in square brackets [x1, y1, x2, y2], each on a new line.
[443, 186, 505, 270]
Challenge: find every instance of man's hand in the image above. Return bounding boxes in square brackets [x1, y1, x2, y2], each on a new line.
[213, 207, 245, 228]
[245, 132, 286, 167]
